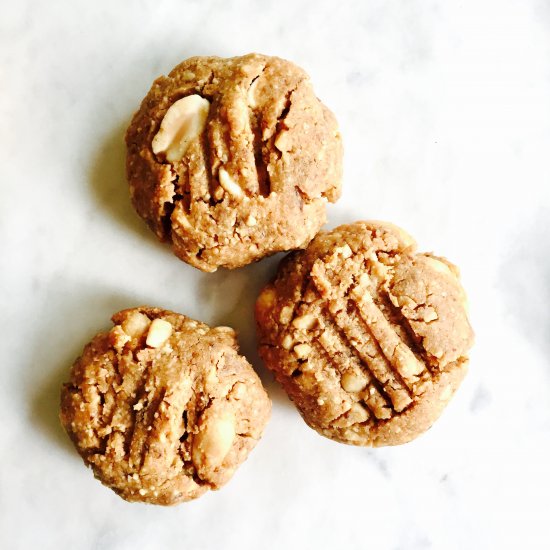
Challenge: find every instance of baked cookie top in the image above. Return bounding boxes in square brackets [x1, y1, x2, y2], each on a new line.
[60, 307, 271, 505]
[126, 53, 343, 271]
[256, 221, 474, 446]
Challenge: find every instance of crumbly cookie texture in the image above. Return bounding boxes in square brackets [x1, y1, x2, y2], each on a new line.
[256, 221, 474, 446]
[126, 53, 343, 272]
[60, 307, 271, 504]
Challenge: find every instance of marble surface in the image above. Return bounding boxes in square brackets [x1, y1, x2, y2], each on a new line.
[1, 1, 550, 548]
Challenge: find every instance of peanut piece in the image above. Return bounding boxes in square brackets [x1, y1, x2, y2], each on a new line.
[340, 372, 368, 393]
[335, 244, 353, 259]
[152, 95, 210, 162]
[192, 411, 236, 469]
[293, 343, 312, 359]
[146, 319, 173, 348]
[292, 314, 317, 330]
[218, 168, 244, 199]
[245, 214, 257, 227]
[121, 312, 151, 338]
[279, 306, 293, 324]
[281, 334, 294, 350]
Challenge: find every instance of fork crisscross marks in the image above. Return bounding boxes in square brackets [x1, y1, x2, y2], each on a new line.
[286, 296, 387, 423]
[322, 248, 433, 389]
[309, 302, 393, 421]
[310, 252, 432, 413]
[350, 275, 432, 389]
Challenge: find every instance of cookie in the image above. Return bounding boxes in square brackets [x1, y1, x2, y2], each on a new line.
[126, 53, 342, 272]
[60, 307, 271, 504]
[255, 221, 474, 446]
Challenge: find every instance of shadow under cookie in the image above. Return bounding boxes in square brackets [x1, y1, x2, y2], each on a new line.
[88, 121, 159, 245]
[27, 283, 156, 456]
[199, 254, 296, 409]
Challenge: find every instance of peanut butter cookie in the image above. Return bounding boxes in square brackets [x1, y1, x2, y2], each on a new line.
[60, 307, 271, 504]
[256, 221, 474, 446]
[126, 53, 342, 272]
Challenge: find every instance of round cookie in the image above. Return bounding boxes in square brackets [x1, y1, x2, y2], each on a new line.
[126, 53, 342, 272]
[60, 307, 271, 504]
[255, 221, 474, 446]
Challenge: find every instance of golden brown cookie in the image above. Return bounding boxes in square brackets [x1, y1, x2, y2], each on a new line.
[255, 221, 474, 446]
[126, 53, 342, 272]
[60, 307, 271, 504]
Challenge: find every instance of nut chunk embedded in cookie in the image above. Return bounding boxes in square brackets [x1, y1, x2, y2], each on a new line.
[126, 53, 343, 272]
[60, 307, 271, 505]
[255, 221, 474, 447]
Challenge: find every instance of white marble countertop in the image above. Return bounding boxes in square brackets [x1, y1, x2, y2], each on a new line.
[2, 1, 550, 549]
